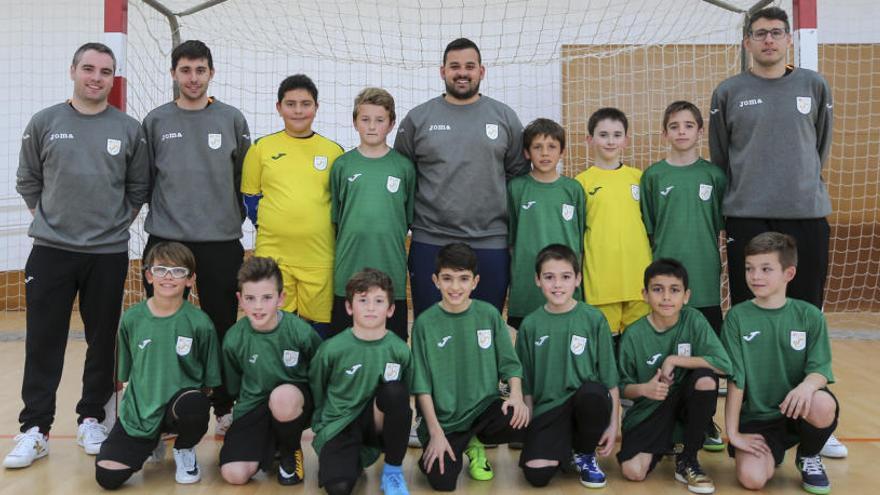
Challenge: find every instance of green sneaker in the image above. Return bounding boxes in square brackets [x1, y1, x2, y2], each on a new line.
[703, 422, 725, 452]
[464, 438, 493, 481]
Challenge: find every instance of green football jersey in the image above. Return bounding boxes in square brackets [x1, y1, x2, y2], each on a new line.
[640, 159, 727, 307]
[310, 328, 412, 467]
[330, 149, 415, 300]
[117, 301, 222, 439]
[411, 300, 522, 440]
[722, 299, 834, 424]
[515, 302, 618, 417]
[507, 174, 586, 318]
[618, 307, 731, 432]
[222, 311, 323, 419]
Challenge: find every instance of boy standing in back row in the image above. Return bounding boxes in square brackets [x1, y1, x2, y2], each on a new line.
[574, 107, 652, 339]
[242, 74, 344, 338]
[506, 118, 586, 329]
[641, 101, 727, 333]
[330, 87, 415, 341]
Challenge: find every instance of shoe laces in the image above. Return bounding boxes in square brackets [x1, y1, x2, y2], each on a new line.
[826, 434, 842, 447]
[80, 419, 106, 442]
[678, 456, 707, 477]
[10, 429, 43, 456]
[800, 455, 825, 476]
[573, 452, 598, 471]
[383, 471, 405, 490]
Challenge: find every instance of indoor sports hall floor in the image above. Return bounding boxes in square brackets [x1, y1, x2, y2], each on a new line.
[0, 313, 877, 494]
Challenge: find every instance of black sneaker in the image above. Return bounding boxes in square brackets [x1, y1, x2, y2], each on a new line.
[674, 455, 715, 494]
[797, 455, 830, 494]
[278, 448, 304, 485]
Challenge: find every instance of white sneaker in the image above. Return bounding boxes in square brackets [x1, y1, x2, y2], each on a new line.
[173, 447, 201, 484]
[408, 417, 422, 448]
[214, 413, 233, 436]
[148, 439, 166, 463]
[3, 427, 48, 469]
[77, 418, 107, 455]
[820, 434, 848, 459]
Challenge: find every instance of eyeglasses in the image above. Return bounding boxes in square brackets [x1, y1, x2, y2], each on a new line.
[749, 28, 788, 41]
[149, 265, 190, 279]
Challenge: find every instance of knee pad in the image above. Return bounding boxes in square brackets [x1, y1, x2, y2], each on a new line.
[95, 465, 133, 490]
[173, 390, 211, 421]
[324, 478, 355, 495]
[523, 465, 557, 487]
[376, 381, 410, 414]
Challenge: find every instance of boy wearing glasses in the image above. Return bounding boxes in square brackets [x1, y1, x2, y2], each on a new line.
[95, 242, 221, 489]
[708, 7, 841, 458]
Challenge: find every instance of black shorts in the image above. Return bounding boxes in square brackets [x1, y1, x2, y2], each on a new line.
[617, 372, 718, 471]
[96, 389, 191, 471]
[727, 389, 839, 465]
[317, 400, 383, 487]
[520, 390, 611, 467]
[696, 305, 723, 337]
[219, 384, 313, 470]
[330, 295, 409, 342]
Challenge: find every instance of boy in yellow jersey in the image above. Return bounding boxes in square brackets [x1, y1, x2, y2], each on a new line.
[242, 74, 344, 338]
[574, 107, 652, 341]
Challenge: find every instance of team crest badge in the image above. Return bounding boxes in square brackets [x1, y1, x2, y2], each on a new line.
[570, 335, 587, 356]
[313, 155, 328, 171]
[176, 336, 193, 356]
[384, 362, 401, 381]
[561, 203, 575, 221]
[208, 133, 222, 150]
[699, 184, 713, 201]
[283, 350, 299, 367]
[387, 176, 401, 193]
[106, 139, 121, 156]
[631, 184, 640, 201]
[677, 343, 692, 357]
[796, 96, 812, 115]
[477, 329, 492, 349]
[485, 123, 499, 140]
[790, 330, 806, 351]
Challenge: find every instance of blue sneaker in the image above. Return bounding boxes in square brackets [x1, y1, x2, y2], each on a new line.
[380, 466, 409, 495]
[797, 455, 831, 494]
[573, 452, 606, 488]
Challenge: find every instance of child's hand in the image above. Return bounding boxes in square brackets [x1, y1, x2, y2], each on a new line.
[596, 422, 617, 456]
[643, 369, 669, 401]
[729, 432, 771, 458]
[780, 382, 816, 419]
[660, 356, 677, 384]
[422, 433, 456, 475]
[502, 396, 530, 429]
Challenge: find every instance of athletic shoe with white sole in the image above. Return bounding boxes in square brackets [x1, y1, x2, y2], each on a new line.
[173, 447, 201, 484]
[820, 434, 848, 459]
[77, 417, 107, 455]
[3, 427, 48, 469]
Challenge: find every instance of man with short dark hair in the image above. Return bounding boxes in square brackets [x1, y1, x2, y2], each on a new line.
[394, 37, 529, 318]
[141, 40, 251, 434]
[6, 42, 150, 469]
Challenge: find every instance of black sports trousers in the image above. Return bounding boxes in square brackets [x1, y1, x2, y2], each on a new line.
[725, 217, 829, 309]
[19, 246, 128, 433]
[143, 235, 244, 416]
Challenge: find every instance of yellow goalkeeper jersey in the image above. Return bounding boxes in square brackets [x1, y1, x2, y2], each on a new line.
[242, 130, 344, 268]
[575, 164, 652, 305]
